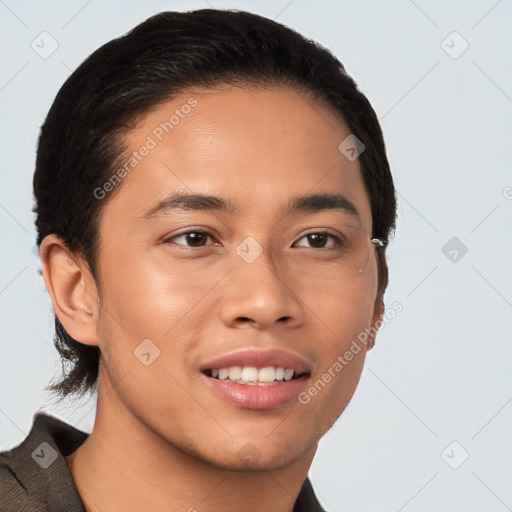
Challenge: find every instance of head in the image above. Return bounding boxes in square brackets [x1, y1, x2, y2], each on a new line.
[35, 9, 396, 470]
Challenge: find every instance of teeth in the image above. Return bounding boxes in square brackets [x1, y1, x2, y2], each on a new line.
[284, 368, 294, 381]
[240, 366, 259, 382]
[275, 367, 285, 380]
[228, 366, 242, 380]
[258, 366, 276, 383]
[210, 365, 296, 384]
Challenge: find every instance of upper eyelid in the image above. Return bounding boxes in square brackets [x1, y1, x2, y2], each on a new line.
[163, 229, 216, 243]
[293, 232, 341, 247]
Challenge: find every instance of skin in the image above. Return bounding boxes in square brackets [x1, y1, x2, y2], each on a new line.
[40, 85, 384, 512]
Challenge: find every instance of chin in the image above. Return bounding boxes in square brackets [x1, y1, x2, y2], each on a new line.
[209, 453, 301, 473]
[213, 436, 314, 473]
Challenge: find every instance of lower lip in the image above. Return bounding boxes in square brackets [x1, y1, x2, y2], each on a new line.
[203, 374, 309, 410]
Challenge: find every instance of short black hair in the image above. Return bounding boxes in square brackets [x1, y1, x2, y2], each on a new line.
[33, 9, 397, 399]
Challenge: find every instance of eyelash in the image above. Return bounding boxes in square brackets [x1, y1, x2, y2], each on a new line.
[163, 229, 342, 249]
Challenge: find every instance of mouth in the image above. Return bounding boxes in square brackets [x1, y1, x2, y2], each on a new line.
[200, 349, 312, 410]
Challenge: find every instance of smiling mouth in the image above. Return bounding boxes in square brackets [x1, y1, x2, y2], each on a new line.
[203, 366, 309, 386]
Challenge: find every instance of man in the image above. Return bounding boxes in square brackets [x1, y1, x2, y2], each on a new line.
[0, 9, 396, 511]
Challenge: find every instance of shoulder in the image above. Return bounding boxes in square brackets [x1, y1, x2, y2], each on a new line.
[0, 412, 88, 512]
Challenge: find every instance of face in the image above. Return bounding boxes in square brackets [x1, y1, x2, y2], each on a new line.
[91, 85, 381, 471]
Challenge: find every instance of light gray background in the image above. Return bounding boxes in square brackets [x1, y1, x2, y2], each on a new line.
[1, 1, 511, 511]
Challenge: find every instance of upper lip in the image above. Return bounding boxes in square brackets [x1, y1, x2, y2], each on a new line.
[200, 348, 312, 376]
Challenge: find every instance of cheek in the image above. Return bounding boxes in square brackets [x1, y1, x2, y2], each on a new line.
[95, 249, 216, 394]
[97, 249, 200, 338]
[305, 258, 379, 341]
[94, 260, 202, 422]
[310, 280, 372, 381]
[296, 262, 378, 424]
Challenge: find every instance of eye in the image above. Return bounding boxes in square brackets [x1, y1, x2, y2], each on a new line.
[293, 232, 341, 249]
[163, 230, 217, 248]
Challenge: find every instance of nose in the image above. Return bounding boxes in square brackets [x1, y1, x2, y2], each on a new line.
[219, 249, 305, 330]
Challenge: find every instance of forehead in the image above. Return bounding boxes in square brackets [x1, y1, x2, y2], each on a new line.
[103, 85, 372, 230]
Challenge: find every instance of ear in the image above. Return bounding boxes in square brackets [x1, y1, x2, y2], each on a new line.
[39, 234, 99, 346]
[366, 300, 385, 351]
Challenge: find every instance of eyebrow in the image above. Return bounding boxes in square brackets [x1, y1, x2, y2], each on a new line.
[143, 191, 360, 220]
[144, 192, 236, 218]
[287, 193, 359, 219]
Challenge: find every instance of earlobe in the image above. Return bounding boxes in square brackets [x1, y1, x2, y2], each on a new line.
[39, 234, 99, 346]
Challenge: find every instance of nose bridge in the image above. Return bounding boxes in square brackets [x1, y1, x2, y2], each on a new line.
[219, 240, 304, 328]
[234, 242, 281, 288]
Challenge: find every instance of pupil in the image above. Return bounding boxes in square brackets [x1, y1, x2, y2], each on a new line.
[308, 233, 326, 248]
[187, 232, 205, 246]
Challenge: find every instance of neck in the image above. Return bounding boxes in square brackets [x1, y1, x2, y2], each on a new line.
[66, 370, 317, 512]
